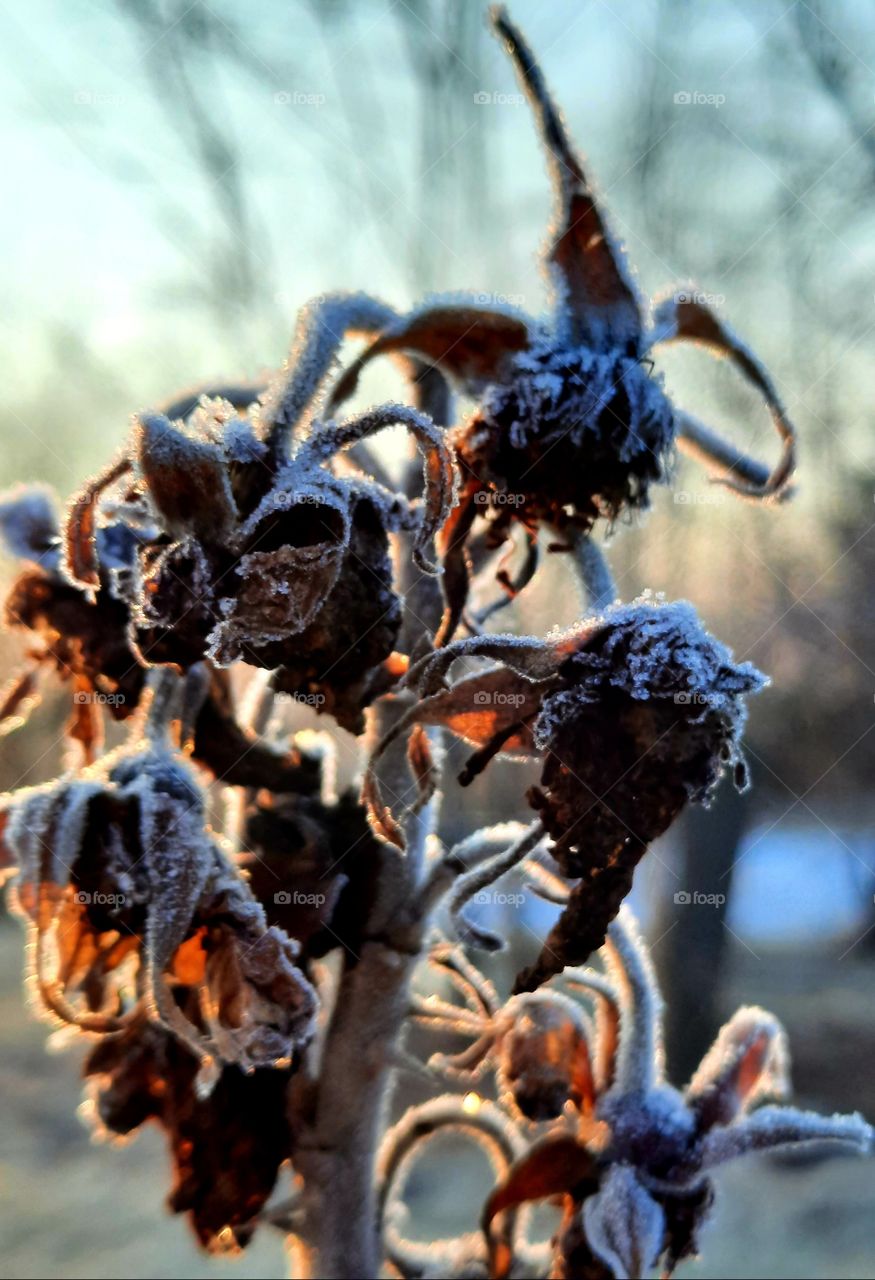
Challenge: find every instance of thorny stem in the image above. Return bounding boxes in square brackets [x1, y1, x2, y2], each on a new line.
[288, 364, 449, 1279]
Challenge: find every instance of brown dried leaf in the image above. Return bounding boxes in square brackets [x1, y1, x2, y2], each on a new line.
[406, 723, 436, 813]
[483, 1134, 598, 1279]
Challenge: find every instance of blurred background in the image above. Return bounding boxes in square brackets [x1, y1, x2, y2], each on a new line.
[1, 0, 874, 1276]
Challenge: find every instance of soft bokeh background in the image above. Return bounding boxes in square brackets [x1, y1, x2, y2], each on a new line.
[1, 0, 874, 1276]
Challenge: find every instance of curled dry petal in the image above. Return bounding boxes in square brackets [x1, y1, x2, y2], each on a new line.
[0, 664, 42, 738]
[63, 455, 132, 590]
[490, 6, 642, 350]
[0, 742, 316, 1080]
[135, 412, 237, 541]
[685, 1005, 790, 1130]
[650, 292, 796, 500]
[83, 1011, 293, 1251]
[482, 1133, 599, 1280]
[326, 304, 532, 413]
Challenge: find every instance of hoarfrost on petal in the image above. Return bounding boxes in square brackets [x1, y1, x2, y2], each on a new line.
[582, 1163, 666, 1280]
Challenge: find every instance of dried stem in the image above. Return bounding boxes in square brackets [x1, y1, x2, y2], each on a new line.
[569, 531, 618, 614]
[288, 364, 451, 1279]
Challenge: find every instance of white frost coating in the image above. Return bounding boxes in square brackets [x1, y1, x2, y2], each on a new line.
[377, 1093, 526, 1280]
[0, 483, 61, 568]
[407, 629, 562, 696]
[134, 412, 236, 538]
[582, 1163, 666, 1280]
[685, 1005, 790, 1118]
[4, 776, 105, 889]
[699, 1105, 873, 1170]
[2, 736, 317, 1069]
[296, 401, 458, 572]
[545, 592, 765, 711]
[448, 821, 546, 950]
[533, 593, 767, 797]
[603, 906, 665, 1094]
[261, 291, 399, 438]
[478, 333, 675, 471]
[187, 397, 267, 465]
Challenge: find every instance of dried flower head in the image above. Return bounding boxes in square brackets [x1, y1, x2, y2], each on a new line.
[365, 595, 764, 984]
[392, 909, 872, 1280]
[411, 943, 593, 1123]
[59, 294, 457, 733]
[83, 1010, 293, 1252]
[326, 7, 795, 642]
[0, 703, 317, 1092]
